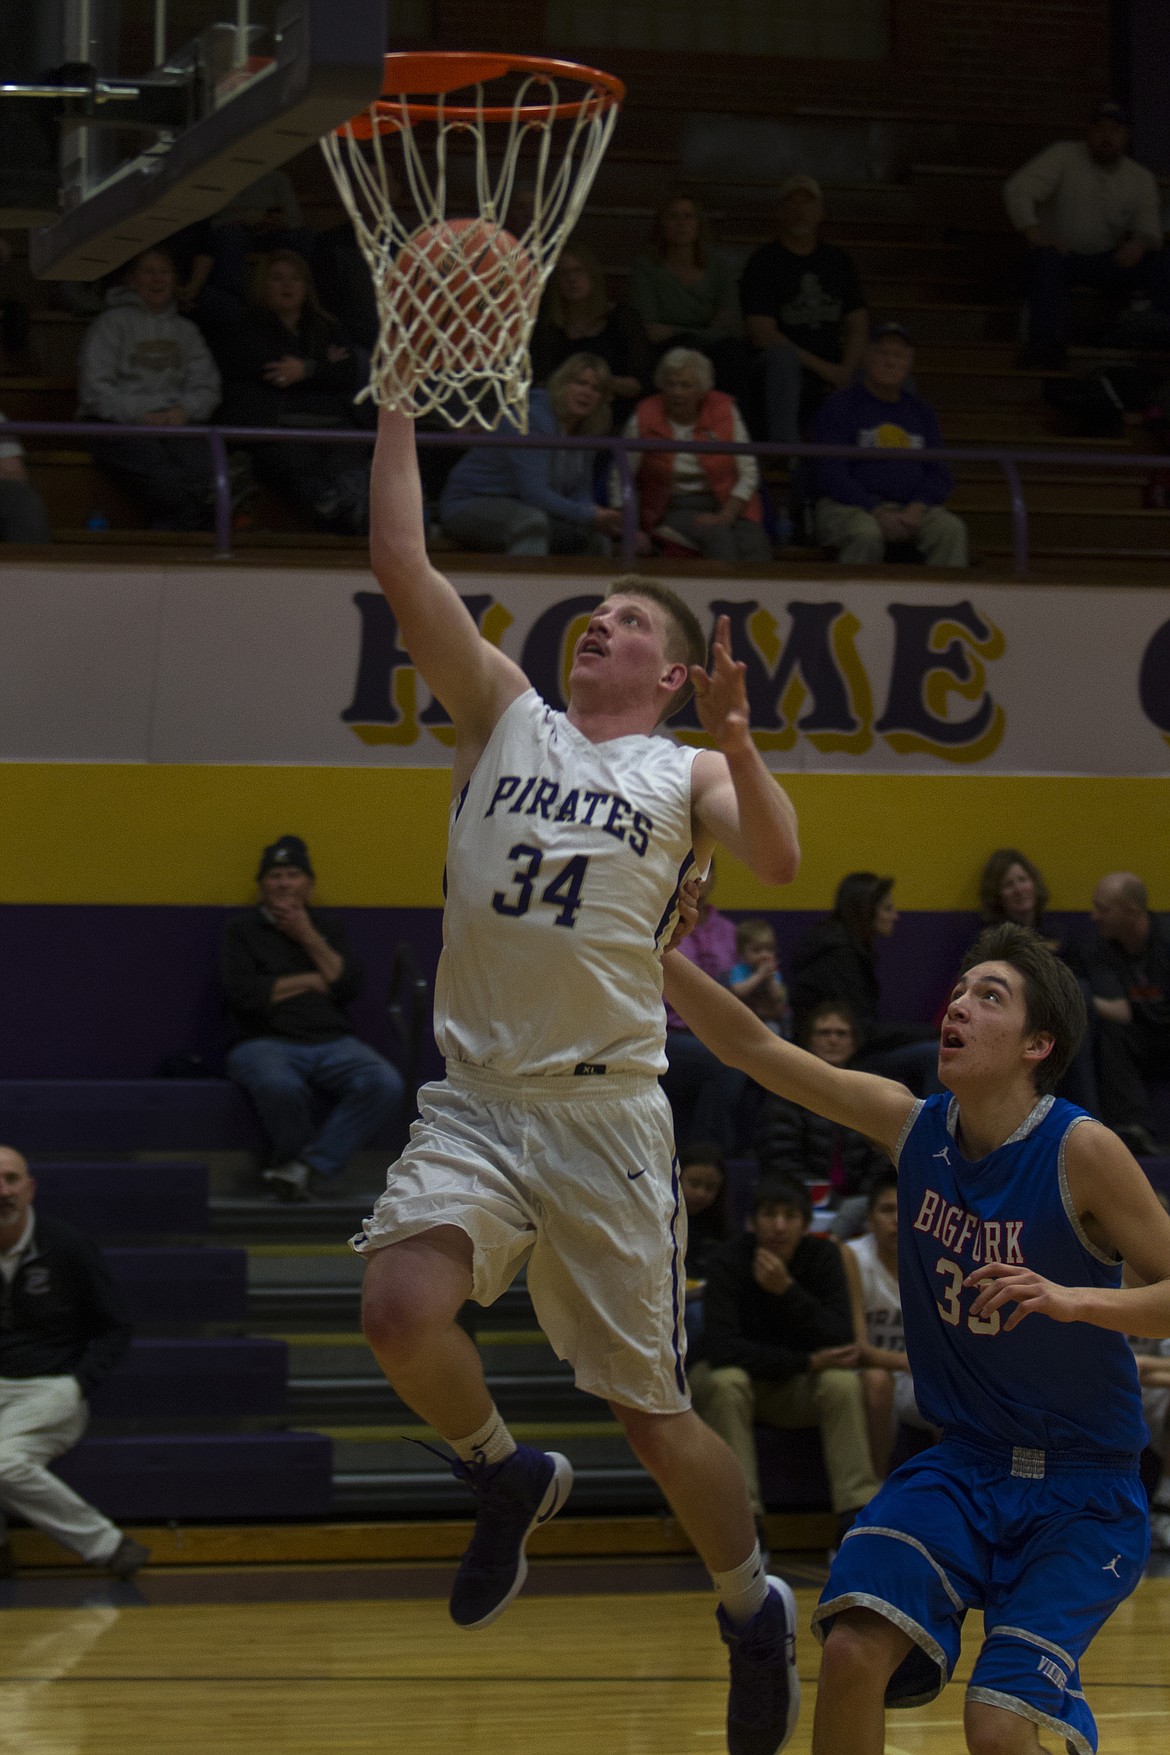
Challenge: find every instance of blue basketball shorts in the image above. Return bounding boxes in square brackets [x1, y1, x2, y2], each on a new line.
[811, 1435, 1150, 1755]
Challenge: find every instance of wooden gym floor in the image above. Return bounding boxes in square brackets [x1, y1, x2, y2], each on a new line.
[2, 1554, 1169, 1754]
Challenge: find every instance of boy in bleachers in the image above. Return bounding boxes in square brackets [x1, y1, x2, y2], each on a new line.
[842, 1171, 936, 1478]
[730, 918, 791, 1035]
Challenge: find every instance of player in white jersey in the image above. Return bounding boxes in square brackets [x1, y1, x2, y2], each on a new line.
[353, 409, 803, 1755]
[842, 1171, 934, 1477]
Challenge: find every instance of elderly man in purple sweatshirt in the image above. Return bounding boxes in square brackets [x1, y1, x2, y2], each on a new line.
[809, 323, 968, 567]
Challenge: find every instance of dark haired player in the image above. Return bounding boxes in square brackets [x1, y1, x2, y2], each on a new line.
[354, 410, 804, 1755]
[664, 921, 1170, 1755]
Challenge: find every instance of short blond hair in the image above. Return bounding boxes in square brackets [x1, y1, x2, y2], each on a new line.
[604, 576, 707, 721]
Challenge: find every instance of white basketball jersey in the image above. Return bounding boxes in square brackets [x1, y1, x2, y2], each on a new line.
[847, 1232, 904, 1353]
[434, 688, 700, 1079]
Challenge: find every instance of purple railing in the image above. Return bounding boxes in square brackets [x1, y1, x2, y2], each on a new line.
[7, 418, 1167, 574]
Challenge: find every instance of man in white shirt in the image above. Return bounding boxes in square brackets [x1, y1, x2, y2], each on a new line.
[1004, 100, 1169, 368]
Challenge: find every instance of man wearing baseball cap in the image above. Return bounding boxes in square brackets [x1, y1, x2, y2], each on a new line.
[809, 321, 968, 567]
[739, 174, 869, 453]
[219, 836, 404, 1200]
[1005, 100, 1169, 368]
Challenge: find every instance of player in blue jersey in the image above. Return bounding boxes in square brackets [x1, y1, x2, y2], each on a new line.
[663, 920, 1170, 1755]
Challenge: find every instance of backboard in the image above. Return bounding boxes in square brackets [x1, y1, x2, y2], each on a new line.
[7, 0, 389, 280]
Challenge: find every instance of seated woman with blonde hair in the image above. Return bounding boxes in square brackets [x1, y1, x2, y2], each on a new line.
[615, 347, 772, 562]
[440, 353, 623, 557]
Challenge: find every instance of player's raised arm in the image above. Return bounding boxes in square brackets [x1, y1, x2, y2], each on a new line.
[662, 949, 916, 1152]
[369, 409, 528, 747]
[688, 615, 800, 885]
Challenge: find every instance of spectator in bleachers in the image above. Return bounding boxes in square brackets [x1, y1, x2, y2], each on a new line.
[975, 848, 1100, 1117]
[1005, 100, 1170, 370]
[440, 353, 622, 556]
[739, 175, 868, 447]
[1070, 872, 1170, 1157]
[810, 322, 969, 567]
[615, 348, 772, 562]
[754, 1000, 888, 1232]
[77, 246, 221, 531]
[218, 250, 371, 535]
[1126, 1191, 1170, 1549]
[628, 192, 743, 389]
[529, 237, 652, 426]
[790, 871, 940, 1095]
[662, 863, 745, 1155]
[841, 1170, 935, 1478]
[220, 835, 404, 1202]
[688, 1172, 878, 1542]
[0, 413, 50, 543]
[1137, 1338, 1170, 1548]
[979, 847, 1056, 941]
[679, 1142, 732, 1282]
[729, 918, 791, 1035]
[0, 1145, 149, 1580]
[206, 171, 317, 306]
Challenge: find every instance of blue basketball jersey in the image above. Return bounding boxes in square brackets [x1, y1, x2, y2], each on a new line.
[895, 1092, 1147, 1455]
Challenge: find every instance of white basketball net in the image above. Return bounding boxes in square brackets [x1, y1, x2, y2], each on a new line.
[320, 74, 621, 430]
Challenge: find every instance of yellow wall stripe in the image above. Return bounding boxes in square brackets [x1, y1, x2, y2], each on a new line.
[0, 764, 1165, 910]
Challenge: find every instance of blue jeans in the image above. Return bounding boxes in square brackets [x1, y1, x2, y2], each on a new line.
[1028, 244, 1170, 352]
[226, 1036, 404, 1178]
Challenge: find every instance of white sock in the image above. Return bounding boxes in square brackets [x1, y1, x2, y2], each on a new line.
[711, 1542, 770, 1625]
[451, 1405, 518, 1468]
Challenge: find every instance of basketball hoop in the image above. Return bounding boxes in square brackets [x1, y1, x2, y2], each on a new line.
[320, 51, 625, 430]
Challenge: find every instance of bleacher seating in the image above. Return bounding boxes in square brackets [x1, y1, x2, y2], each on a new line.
[4, 76, 1169, 1556]
[15, 1158, 335, 1532]
[4, 124, 1169, 572]
[54, 1433, 331, 1521]
[103, 1246, 249, 1325]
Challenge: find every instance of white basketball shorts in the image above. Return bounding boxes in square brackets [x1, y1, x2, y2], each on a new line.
[351, 1061, 691, 1414]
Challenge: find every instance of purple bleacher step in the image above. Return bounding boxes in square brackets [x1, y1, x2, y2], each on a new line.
[54, 1432, 332, 1519]
[31, 1159, 209, 1235]
[103, 1246, 248, 1324]
[89, 1337, 287, 1419]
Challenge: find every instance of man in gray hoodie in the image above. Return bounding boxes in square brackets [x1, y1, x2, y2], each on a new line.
[78, 247, 222, 530]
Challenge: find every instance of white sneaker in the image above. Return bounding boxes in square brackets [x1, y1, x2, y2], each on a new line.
[261, 1160, 312, 1202]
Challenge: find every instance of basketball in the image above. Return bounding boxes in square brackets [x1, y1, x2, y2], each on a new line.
[393, 217, 537, 373]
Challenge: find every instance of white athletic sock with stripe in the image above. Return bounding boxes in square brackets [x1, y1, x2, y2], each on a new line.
[451, 1406, 518, 1469]
[711, 1542, 770, 1625]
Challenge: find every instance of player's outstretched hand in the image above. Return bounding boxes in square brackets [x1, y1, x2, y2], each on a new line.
[965, 1261, 1082, 1331]
[691, 613, 751, 752]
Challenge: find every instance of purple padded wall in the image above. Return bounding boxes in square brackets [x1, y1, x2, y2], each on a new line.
[0, 904, 444, 1080]
[1, 901, 1090, 1081]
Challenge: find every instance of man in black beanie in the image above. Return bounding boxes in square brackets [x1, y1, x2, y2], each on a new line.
[219, 835, 404, 1199]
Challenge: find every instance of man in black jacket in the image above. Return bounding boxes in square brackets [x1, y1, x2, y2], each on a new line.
[221, 835, 404, 1201]
[755, 1002, 888, 1234]
[1073, 872, 1170, 1155]
[689, 1173, 878, 1538]
[0, 1146, 148, 1577]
